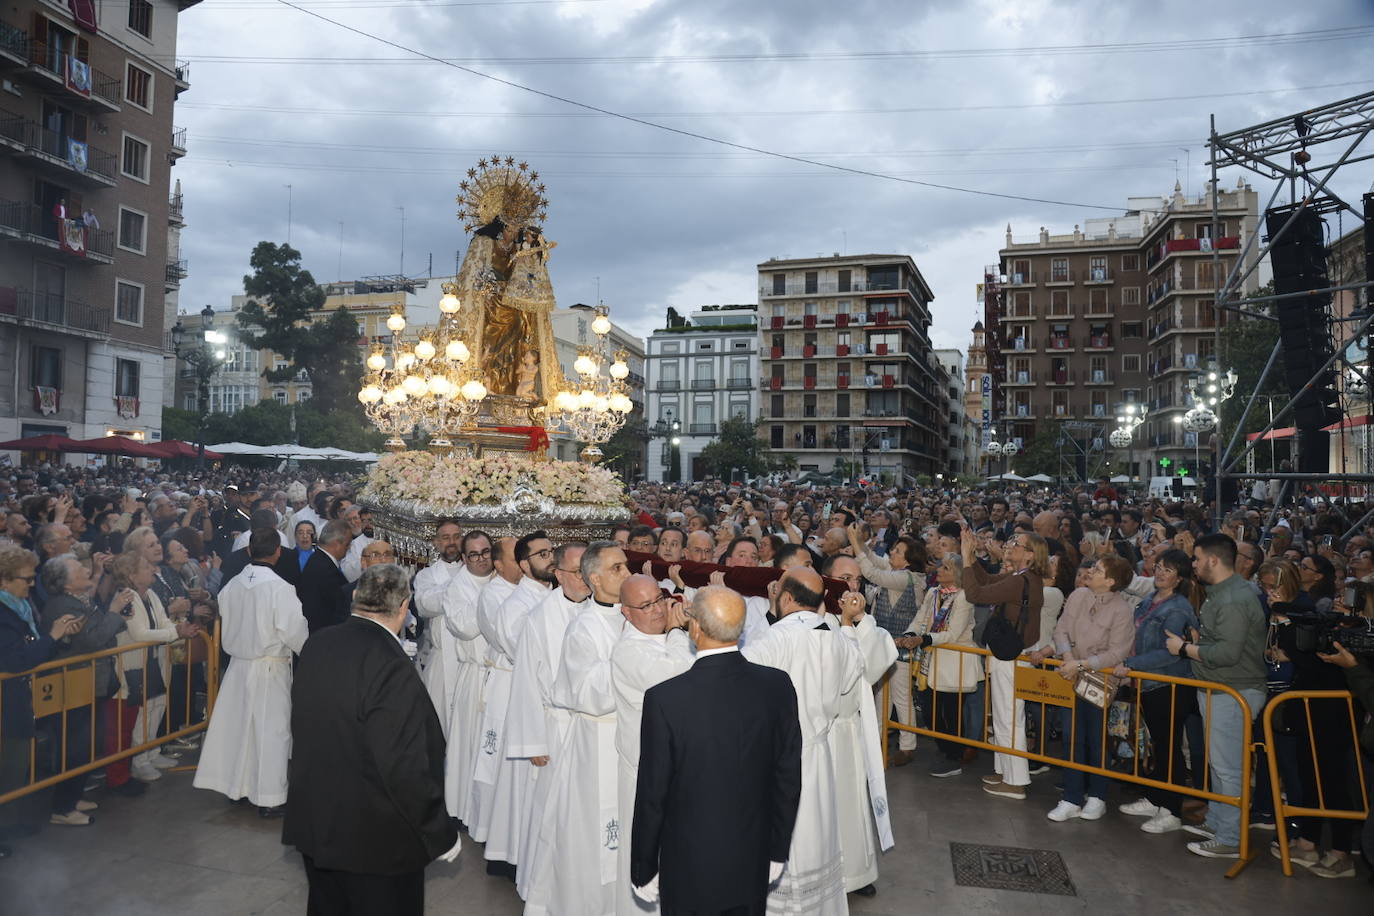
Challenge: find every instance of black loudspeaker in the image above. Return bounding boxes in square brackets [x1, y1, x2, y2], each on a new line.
[1363, 193, 1373, 292]
[1298, 429, 1330, 474]
[1266, 206, 1339, 438]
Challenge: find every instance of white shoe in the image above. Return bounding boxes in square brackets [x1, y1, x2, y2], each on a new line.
[1047, 800, 1083, 822]
[150, 753, 179, 769]
[1118, 798, 1162, 817]
[131, 761, 162, 782]
[1142, 811, 1182, 834]
[1080, 797, 1106, 820]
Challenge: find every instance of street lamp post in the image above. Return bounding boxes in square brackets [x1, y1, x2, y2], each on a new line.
[1112, 402, 1147, 492]
[651, 409, 682, 483]
[171, 304, 227, 470]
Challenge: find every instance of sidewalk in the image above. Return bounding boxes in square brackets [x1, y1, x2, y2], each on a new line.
[0, 745, 1364, 915]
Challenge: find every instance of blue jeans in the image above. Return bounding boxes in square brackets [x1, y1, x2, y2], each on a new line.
[961, 680, 985, 743]
[1202, 688, 1264, 846]
[1063, 699, 1108, 805]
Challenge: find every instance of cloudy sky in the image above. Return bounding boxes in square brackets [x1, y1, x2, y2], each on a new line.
[172, 0, 1374, 352]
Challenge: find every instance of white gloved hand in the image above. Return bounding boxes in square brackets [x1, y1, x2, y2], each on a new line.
[631, 874, 659, 905]
[401, 639, 419, 659]
[768, 860, 785, 886]
[438, 837, 462, 863]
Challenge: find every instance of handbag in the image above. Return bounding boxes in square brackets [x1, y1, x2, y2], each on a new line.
[978, 576, 1029, 661]
[122, 596, 168, 706]
[1073, 667, 1121, 710]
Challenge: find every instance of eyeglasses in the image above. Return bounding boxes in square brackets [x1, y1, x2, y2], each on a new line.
[465, 549, 493, 559]
[554, 567, 583, 575]
[624, 596, 667, 612]
[528, 548, 554, 560]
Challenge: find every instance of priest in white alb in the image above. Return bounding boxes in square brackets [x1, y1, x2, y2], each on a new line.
[742, 566, 865, 916]
[477, 531, 556, 874]
[821, 555, 897, 898]
[522, 541, 632, 916]
[193, 529, 309, 815]
[610, 574, 694, 916]
[441, 529, 495, 825]
[465, 536, 522, 839]
[505, 542, 590, 899]
[414, 519, 466, 732]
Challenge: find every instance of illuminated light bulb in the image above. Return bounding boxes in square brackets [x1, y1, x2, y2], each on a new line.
[439, 293, 460, 313]
[414, 339, 436, 360]
[574, 353, 597, 376]
[366, 353, 386, 371]
[578, 389, 596, 409]
[555, 390, 576, 411]
[609, 392, 632, 413]
[1208, 371, 1218, 381]
[593, 395, 610, 413]
[386, 312, 406, 332]
[1172, 415, 1184, 424]
[396, 352, 415, 371]
[214, 349, 227, 360]
[591, 313, 612, 336]
[428, 376, 451, 396]
[609, 360, 629, 380]
[461, 379, 487, 401]
[359, 385, 382, 403]
[402, 374, 427, 396]
[384, 387, 406, 405]
[1207, 384, 1217, 394]
[446, 340, 470, 362]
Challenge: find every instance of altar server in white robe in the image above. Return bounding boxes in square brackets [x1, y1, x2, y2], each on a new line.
[337, 505, 374, 583]
[415, 519, 466, 731]
[610, 575, 694, 916]
[442, 530, 495, 824]
[522, 541, 632, 916]
[464, 537, 522, 839]
[478, 531, 556, 871]
[742, 566, 865, 916]
[193, 530, 308, 813]
[506, 543, 591, 899]
[820, 555, 897, 898]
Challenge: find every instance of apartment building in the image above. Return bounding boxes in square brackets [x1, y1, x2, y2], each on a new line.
[991, 181, 1261, 478]
[934, 348, 975, 477]
[644, 304, 757, 482]
[0, 0, 196, 454]
[756, 254, 946, 484]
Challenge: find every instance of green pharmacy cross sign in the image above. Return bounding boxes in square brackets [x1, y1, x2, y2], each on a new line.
[1159, 457, 1172, 470]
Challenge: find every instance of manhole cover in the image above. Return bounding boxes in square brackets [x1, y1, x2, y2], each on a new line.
[949, 842, 1076, 896]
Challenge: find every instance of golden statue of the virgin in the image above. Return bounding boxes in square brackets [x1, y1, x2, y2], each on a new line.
[454, 158, 562, 421]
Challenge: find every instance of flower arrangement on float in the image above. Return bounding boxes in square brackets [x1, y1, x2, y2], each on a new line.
[361, 450, 627, 517]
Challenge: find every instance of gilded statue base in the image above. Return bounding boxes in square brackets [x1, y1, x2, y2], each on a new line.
[368, 501, 624, 567]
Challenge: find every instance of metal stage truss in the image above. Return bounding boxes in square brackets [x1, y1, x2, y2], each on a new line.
[1206, 89, 1374, 537]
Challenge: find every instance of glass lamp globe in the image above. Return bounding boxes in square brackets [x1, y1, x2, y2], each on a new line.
[366, 352, 386, 371]
[578, 389, 596, 409]
[446, 340, 470, 362]
[609, 392, 632, 413]
[574, 353, 598, 376]
[460, 379, 487, 401]
[591, 313, 612, 336]
[414, 339, 436, 360]
[609, 360, 629, 380]
[439, 293, 460, 314]
[1109, 428, 1133, 448]
[427, 376, 451, 396]
[386, 312, 406, 332]
[402, 374, 427, 396]
[1001, 442, 1020, 458]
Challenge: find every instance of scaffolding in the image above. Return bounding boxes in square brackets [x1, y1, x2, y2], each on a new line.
[1207, 90, 1374, 533]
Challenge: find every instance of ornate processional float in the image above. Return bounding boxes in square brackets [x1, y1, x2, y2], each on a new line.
[356, 159, 634, 560]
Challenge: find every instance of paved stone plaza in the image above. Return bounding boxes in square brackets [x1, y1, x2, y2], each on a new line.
[0, 746, 1364, 915]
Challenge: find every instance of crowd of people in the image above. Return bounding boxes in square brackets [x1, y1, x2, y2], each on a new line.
[0, 460, 1371, 908]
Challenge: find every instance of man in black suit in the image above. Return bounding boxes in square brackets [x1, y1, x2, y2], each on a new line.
[283, 563, 460, 915]
[297, 520, 351, 633]
[631, 585, 802, 916]
[221, 509, 298, 587]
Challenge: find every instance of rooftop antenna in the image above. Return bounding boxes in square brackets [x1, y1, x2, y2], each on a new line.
[397, 206, 405, 276]
[1180, 148, 1191, 197]
[284, 184, 293, 244]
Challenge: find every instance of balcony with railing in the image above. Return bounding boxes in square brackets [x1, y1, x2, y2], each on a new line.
[1047, 368, 1074, 385]
[170, 126, 187, 159]
[1083, 266, 1114, 284]
[0, 288, 110, 336]
[1002, 270, 1036, 286]
[654, 379, 680, 391]
[0, 106, 118, 185]
[174, 59, 191, 93]
[1046, 268, 1075, 285]
[26, 41, 121, 110]
[1085, 333, 1113, 350]
[690, 377, 715, 389]
[0, 19, 25, 66]
[726, 377, 751, 389]
[759, 276, 923, 299]
[1148, 317, 1175, 340]
[1146, 235, 1241, 269]
[0, 197, 114, 262]
[169, 192, 185, 226]
[1003, 370, 1036, 386]
[166, 255, 189, 285]
[1004, 336, 1038, 352]
[688, 423, 715, 435]
[1001, 304, 1036, 320]
[1047, 335, 1075, 351]
[1084, 370, 1114, 385]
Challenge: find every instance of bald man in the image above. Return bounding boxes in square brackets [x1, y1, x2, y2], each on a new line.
[1032, 511, 1060, 543]
[741, 567, 866, 915]
[631, 586, 802, 916]
[611, 575, 694, 915]
[684, 530, 715, 564]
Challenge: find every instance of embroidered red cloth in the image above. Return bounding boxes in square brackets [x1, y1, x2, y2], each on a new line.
[495, 426, 550, 452]
[623, 549, 848, 613]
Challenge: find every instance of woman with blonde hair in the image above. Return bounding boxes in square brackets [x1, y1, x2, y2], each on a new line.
[961, 529, 1048, 801]
[897, 553, 981, 778]
[108, 552, 199, 787]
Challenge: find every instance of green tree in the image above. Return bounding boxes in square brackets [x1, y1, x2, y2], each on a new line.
[236, 241, 363, 412]
[1218, 288, 1286, 471]
[697, 416, 770, 480]
[598, 425, 645, 481]
[202, 400, 295, 446]
[1012, 424, 1061, 478]
[160, 407, 199, 442]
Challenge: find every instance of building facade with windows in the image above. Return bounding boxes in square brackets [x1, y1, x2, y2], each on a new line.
[644, 305, 758, 482]
[756, 254, 946, 484]
[991, 182, 1261, 478]
[0, 0, 197, 455]
[933, 348, 976, 477]
[549, 305, 647, 472]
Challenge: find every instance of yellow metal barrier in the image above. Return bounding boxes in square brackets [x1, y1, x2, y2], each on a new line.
[0, 628, 219, 806]
[1260, 689, 1369, 876]
[881, 641, 1260, 877]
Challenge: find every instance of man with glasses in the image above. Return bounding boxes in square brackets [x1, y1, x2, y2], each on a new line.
[458, 536, 521, 838]
[505, 541, 591, 898]
[684, 530, 716, 564]
[611, 574, 694, 916]
[441, 530, 495, 825]
[415, 520, 466, 735]
[477, 530, 556, 878]
[1233, 540, 1264, 597]
[524, 541, 632, 916]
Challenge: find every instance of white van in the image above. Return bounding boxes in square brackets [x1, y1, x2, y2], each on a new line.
[1148, 476, 1198, 499]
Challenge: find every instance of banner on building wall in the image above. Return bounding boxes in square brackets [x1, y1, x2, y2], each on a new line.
[34, 387, 59, 416]
[65, 57, 91, 97]
[58, 219, 86, 257]
[66, 139, 87, 172]
[115, 396, 139, 420]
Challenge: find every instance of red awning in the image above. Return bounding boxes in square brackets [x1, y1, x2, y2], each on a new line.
[1323, 414, 1373, 433]
[1247, 427, 1297, 442]
[0, 433, 82, 451]
[66, 436, 167, 458]
[143, 440, 223, 460]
